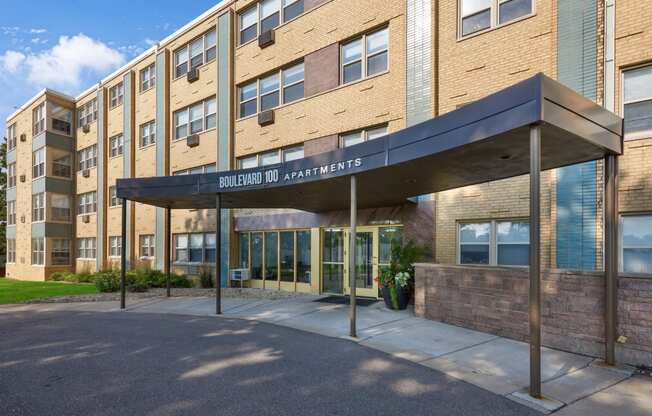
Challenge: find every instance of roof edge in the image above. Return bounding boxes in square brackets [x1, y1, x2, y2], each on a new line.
[6, 88, 76, 122]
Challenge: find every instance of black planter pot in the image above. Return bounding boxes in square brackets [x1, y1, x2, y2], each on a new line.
[380, 286, 409, 310]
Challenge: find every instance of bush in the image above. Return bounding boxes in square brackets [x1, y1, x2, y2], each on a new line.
[199, 267, 214, 288]
[94, 272, 121, 293]
[50, 272, 73, 281]
[128, 281, 149, 293]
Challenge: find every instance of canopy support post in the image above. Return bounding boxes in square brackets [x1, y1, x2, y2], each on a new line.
[605, 154, 618, 365]
[166, 207, 171, 298]
[349, 175, 357, 338]
[529, 124, 541, 399]
[120, 199, 127, 310]
[216, 193, 222, 315]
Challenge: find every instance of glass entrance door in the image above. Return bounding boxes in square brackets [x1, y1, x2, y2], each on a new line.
[322, 229, 345, 294]
[344, 228, 378, 298]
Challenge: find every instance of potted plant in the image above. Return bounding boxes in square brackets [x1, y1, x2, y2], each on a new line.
[376, 240, 428, 310]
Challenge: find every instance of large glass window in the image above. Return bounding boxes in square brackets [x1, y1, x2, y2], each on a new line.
[459, 222, 491, 265]
[260, 0, 281, 33]
[496, 220, 529, 266]
[282, 62, 304, 104]
[280, 231, 294, 282]
[78, 238, 96, 259]
[50, 103, 72, 135]
[78, 99, 98, 128]
[174, 29, 217, 78]
[341, 27, 388, 85]
[265, 232, 279, 280]
[51, 194, 71, 222]
[109, 236, 122, 257]
[296, 230, 311, 283]
[251, 232, 264, 279]
[622, 215, 652, 274]
[78, 144, 97, 171]
[32, 147, 45, 178]
[459, 0, 532, 37]
[174, 233, 216, 263]
[173, 97, 216, 140]
[283, 0, 304, 22]
[52, 239, 71, 265]
[623, 66, 652, 139]
[260, 150, 281, 166]
[175, 234, 188, 262]
[340, 125, 389, 148]
[189, 234, 204, 262]
[139, 235, 155, 258]
[173, 163, 216, 175]
[238, 62, 304, 118]
[240, 6, 258, 44]
[52, 154, 72, 178]
[32, 193, 45, 222]
[283, 145, 304, 162]
[238, 233, 250, 268]
[78, 191, 97, 215]
[260, 73, 280, 111]
[238, 0, 305, 45]
[239, 82, 258, 118]
[379, 226, 403, 267]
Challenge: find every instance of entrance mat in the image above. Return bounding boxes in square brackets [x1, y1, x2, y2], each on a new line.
[313, 296, 378, 307]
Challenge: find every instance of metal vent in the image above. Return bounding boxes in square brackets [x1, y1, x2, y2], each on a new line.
[82, 169, 90, 178]
[258, 29, 275, 48]
[20, 134, 26, 142]
[82, 215, 90, 223]
[258, 109, 275, 126]
[187, 67, 199, 83]
[186, 134, 200, 148]
[19, 174, 26, 182]
[82, 124, 90, 133]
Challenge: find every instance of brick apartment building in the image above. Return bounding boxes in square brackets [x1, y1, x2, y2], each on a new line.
[4, 1, 651, 364]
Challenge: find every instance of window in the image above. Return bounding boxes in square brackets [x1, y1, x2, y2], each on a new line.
[109, 186, 121, 207]
[33, 103, 45, 136]
[78, 98, 98, 127]
[341, 27, 388, 85]
[7, 123, 17, 150]
[379, 226, 403, 269]
[622, 215, 652, 274]
[109, 83, 124, 109]
[173, 97, 216, 140]
[238, 145, 304, 168]
[238, 63, 304, 118]
[78, 145, 97, 171]
[140, 121, 156, 147]
[239, 230, 311, 283]
[52, 154, 72, 178]
[50, 104, 72, 135]
[32, 238, 45, 265]
[32, 147, 45, 178]
[458, 220, 529, 266]
[109, 236, 122, 257]
[139, 235, 155, 258]
[238, 0, 305, 45]
[78, 191, 97, 215]
[174, 233, 216, 263]
[140, 63, 156, 92]
[7, 200, 16, 225]
[340, 125, 389, 148]
[174, 29, 218, 78]
[32, 193, 45, 222]
[51, 194, 71, 222]
[173, 163, 216, 175]
[459, 0, 533, 37]
[7, 163, 16, 188]
[78, 238, 96, 259]
[52, 239, 71, 265]
[7, 239, 16, 263]
[623, 66, 652, 139]
[110, 134, 124, 157]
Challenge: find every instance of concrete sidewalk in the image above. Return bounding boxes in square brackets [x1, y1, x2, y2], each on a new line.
[2, 295, 649, 415]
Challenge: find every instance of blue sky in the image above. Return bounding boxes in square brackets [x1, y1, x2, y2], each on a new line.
[1, 0, 223, 136]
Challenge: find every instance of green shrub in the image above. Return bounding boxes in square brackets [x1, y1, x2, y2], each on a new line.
[128, 281, 149, 293]
[199, 267, 214, 288]
[50, 272, 73, 281]
[94, 273, 120, 293]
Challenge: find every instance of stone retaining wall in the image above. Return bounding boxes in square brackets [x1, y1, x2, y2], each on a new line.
[414, 264, 652, 367]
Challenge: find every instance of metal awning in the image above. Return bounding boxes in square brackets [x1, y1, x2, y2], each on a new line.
[116, 74, 622, 211]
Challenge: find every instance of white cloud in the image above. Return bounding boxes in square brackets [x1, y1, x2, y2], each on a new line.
[144, 38, 157, 47]
[29, 28, 47, 34]
[12, 34, 126, 88]
[30, 37, 48, 45]
[0, 51, 26, 73]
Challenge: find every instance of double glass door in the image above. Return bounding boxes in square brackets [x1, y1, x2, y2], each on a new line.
[322, 227, 378, 298]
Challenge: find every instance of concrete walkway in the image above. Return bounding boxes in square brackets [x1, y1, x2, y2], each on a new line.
[2, 295, 650, 415]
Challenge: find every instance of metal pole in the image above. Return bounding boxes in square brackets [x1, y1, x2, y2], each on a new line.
[349, 175, 357, 338]
[216, 194, 222, 315]
[120, 199, 127, 310]
[529, 125, 541, 398]
[166, 207, 171, 298]
[604, 154, 618, 365]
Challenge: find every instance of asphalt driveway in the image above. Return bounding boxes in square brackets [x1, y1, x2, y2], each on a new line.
[0, 310, 537, 416]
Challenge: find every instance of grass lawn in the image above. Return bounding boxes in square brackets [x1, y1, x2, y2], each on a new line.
[0, 278, 99, 305]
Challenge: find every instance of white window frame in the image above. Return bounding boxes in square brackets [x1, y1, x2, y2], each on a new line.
[109, 134, 124, 158]
[457, 219, 530, 267]
[458, 0, 535, 39]
[340, 125, 389, 148]
[8, 162, 16, 188]
[77, 237, 97, 260]
[340, 27, 389, 86]
[78, 99, 98, 127]
[33, 102, 45, 136]
[620, 214, 652, 274]
[622, 65, 652, 140]
[173, 29, 218, 80]
[238, 0, 305, 46]
[7, 200, 16, 225]
[32, 147, 45, 179]
[139, 234, 156, 258]
[173, 163, 217, 175]
[140, 121, 156, 148]
[174, 233, 215, 264]
[140, 63, 156, 92]
[78, 144, 97, 171]
[7, 239, 16, 263]
[109, 83, 124, 109]
[109, 236, 122, 258]
[238, 61, 305, 118]
[32, 192, 45, 222]
[32, 237, 45, 266]
[78, 191, 97, 215]
[7, 123, 17, 150]
[109, 186, 121, 207]
[173, 97, 216, 140]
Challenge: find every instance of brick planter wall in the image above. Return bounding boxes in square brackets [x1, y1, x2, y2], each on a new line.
[414, 264, 652, 367]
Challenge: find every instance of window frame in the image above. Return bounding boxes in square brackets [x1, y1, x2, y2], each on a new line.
[7, 162, 16, 188]
[31, 237, 45, 266]
[622, 65, 652, 140]
[457, 219, 530, 267]
[173, 97, 216, 141]
[78, 99, 98, 128]
[339, 125, 389, 148]
[32, 147, 46, 179]
[109, 134, 124, 158]
[237, 0, 306, 46]
[139, 120, 156, 148]
[620, 214, 652, 274]
[77, 237, 97, 260]
[7, 123, 17, 150]
[458, 0, 535, 39]
[7, 200, 16, 225]
[109, 82, 124, 109]
[51, 238, 71, 266]
[50, 193, 72, 222]
[33, 102, 45, 136]
[108, 186, 121, 207]
[340, 27, 389, 86]
[173, 29, 218, 80]
[32, 192, 45, 223]
[78, 144, 98, 171]
[7, 239, 16, 263]
[140, 63, 156, 93]
[108, 236, 122, 258]
[78, 191, 97, 215]
[139, 234, 156, 258]
[173, 232, 216, 264]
